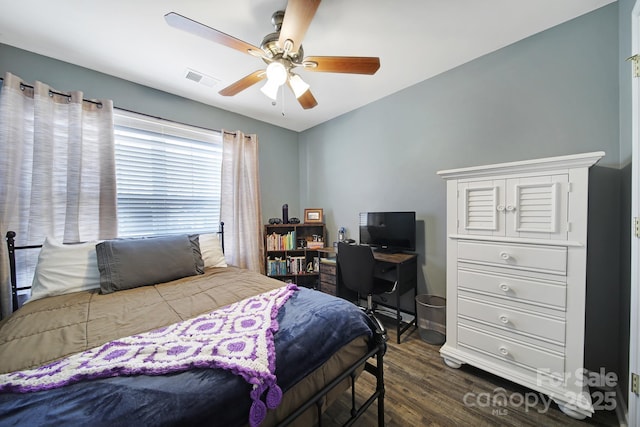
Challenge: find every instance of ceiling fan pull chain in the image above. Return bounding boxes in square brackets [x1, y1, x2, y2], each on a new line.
[281, 84, 286, 116]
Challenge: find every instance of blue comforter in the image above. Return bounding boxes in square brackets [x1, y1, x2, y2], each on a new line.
[0, 288, 375, 426]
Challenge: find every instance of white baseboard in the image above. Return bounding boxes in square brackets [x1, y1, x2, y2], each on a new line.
[588, 369, 628, 426]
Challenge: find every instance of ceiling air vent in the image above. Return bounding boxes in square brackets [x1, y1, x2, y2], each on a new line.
[184, 68, 219, 88]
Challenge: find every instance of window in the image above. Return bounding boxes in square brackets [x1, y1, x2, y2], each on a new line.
[10, 111, 222, 309]
[113, 110, 222, 237]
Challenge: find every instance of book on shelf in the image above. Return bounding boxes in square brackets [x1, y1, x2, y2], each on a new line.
[267, 255, 318, 276]
[288, 256, 306, 275]
[266, 230, 296, 251]
[266, 257, 288, 276]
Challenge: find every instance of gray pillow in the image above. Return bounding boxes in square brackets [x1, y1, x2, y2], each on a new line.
[96, 234, 204, 294]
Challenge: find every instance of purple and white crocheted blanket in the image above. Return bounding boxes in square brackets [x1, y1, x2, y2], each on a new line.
[0, 284, 298, 427]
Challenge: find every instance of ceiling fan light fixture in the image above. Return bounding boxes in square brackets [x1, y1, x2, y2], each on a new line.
[289, 74, 310, 98]
[265, 61, 288, 86]
[260, 79, 281, 100]
[261, 61, 288, 100]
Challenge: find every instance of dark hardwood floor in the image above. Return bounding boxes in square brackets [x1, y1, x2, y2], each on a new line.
[322, 320, 621, 426]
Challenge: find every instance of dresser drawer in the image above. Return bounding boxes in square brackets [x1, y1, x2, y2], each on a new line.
[458, 241, 567, 275]
[458, 296, 565, 344]
[319, 262, 336, 285]
[320, 282, 337, 296]
[458, 324, 565, 373]
[458, 269, 566, 309]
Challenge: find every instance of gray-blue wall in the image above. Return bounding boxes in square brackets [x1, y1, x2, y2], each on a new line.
[300, 4, 619, 298]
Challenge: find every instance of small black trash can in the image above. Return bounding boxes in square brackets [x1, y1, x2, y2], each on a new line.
[415, 295, 446, 345]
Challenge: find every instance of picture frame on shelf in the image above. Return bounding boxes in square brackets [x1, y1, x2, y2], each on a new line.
[304, 208, 324, 224]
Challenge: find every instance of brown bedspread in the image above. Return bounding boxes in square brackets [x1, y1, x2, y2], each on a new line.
[0, 267, 282, 374]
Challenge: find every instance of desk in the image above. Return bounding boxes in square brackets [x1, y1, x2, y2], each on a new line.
[321, 248, 418, 344]
[370, 251, 418, 344]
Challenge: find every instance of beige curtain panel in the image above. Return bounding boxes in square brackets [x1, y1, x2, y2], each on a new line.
[0, 72, 117, 317]
[220, 131, 264, 274]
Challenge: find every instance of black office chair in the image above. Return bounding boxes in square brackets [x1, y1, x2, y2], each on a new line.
[337, 242, 397, 336]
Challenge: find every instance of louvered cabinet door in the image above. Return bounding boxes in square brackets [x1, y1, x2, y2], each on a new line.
[457, 180, 506, 236]
[458, 175, 569, 240]
[505, 175, 568, 240]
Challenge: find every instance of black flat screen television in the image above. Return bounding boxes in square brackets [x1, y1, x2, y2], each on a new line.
[359, 211, 416, 253]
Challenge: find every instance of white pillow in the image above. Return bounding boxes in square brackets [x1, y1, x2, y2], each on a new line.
[199, 233, 227, 268]
[28, 237, 101, 302]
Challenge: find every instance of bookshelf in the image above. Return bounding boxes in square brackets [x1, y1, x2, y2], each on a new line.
[264, 223, 327, 288]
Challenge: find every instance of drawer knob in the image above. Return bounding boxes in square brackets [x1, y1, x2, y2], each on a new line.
[498, 346, 509, 356]
[496, 204, 505, 212]
[506, 204, 516, 212]
[498, 283, 510, 292]
[499, 251, 511, 260]
[499, 315, 509, 324]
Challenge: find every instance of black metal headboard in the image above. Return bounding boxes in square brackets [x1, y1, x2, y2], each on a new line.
[5, 222, 224, 313]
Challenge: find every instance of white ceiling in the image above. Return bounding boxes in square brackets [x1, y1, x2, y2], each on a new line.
[0, 0, 615, 132]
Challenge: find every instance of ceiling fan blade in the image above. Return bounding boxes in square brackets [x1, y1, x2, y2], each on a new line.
[303, 56, 380, 75]
[296, 89, 318, 110]
[165, 12, 261, 56]
[219, 70, 266, 96]
[278, 0, 321, 55]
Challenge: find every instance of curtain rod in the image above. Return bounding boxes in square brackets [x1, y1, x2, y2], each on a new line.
[1, 77, 246, 137]
[0, 76, 103, 107]
[115, 107, 252, 139]
[114, 106, 229, 136]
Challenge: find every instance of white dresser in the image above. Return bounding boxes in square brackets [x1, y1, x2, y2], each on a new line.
[437, 152, 604, 419]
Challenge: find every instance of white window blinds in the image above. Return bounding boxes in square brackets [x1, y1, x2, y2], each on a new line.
[113, 110, 222, 237]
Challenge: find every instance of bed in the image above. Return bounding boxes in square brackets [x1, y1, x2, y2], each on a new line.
[0, 227, 386, 426]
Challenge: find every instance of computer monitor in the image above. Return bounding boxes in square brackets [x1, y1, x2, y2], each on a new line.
[359, 211, 416, 253]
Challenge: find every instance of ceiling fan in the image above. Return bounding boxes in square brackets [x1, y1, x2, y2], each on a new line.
[164, 0, 380, 110]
